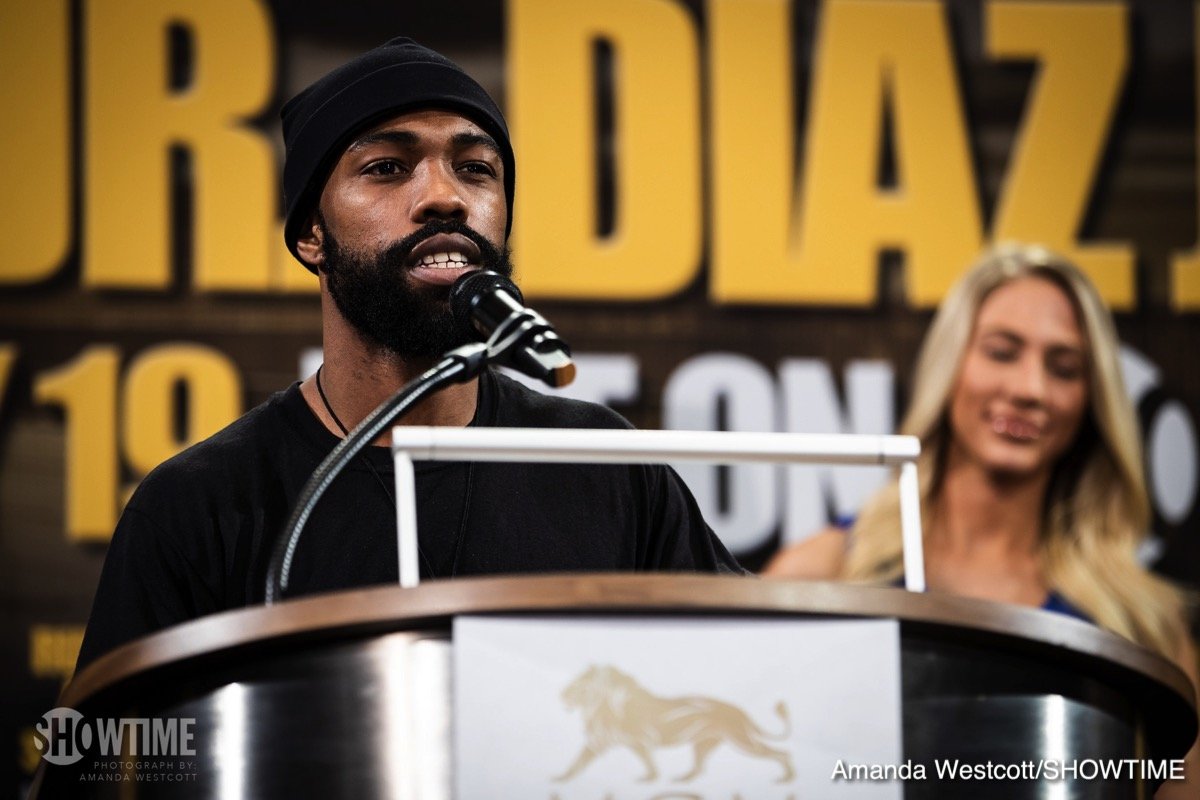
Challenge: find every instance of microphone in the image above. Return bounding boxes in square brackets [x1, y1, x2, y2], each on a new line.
[451, 271, 576, 388]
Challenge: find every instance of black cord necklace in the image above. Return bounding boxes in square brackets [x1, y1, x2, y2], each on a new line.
[314, 365, 474, 578]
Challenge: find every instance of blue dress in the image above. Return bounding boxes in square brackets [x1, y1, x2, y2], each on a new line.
[1039, 591, 1091, 622]
[888, 578, 1091, 622]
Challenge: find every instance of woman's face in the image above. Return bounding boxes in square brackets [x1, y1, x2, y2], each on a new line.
[948, 276, 1090, 482]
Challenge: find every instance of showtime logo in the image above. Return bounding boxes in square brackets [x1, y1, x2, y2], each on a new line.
[34, 707, 196, 766]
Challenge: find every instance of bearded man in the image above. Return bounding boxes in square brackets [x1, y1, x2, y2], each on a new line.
[77, 38, 741, 670]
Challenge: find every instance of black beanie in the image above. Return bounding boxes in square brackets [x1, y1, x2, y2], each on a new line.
[281, 37, 515, 270]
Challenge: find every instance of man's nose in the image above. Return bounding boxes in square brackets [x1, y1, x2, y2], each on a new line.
[412, 163, 467, 222]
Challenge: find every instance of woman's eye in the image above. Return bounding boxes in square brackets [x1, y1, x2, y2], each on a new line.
[983, 345, 1017, 362]
[1048, 358, 1084, 380]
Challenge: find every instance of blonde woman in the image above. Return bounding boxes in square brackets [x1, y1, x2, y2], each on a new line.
[765, 244, 1197, 796]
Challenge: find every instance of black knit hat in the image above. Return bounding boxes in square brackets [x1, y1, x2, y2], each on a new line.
[281, 37, 515, 269]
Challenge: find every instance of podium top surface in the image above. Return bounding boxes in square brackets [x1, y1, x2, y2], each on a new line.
[64, 573, 1197, 716]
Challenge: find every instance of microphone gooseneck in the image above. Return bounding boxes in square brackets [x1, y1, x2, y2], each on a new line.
[264, 343, 488, 604]
[264, 271, 572, 604]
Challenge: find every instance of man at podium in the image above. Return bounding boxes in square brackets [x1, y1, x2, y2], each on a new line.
[76, 38, 742, 670]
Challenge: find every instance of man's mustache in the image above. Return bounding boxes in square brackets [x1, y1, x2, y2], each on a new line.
[380, 220, 502, 268]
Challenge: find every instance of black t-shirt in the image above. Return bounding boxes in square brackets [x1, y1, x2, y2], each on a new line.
[77, 370, 742, 668]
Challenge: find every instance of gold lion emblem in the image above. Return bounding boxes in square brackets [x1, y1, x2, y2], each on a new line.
[555, 664, 794, 783]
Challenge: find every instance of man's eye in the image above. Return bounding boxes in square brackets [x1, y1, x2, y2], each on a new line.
[459, 161, 496, 177]
[365, 160, 403, 176]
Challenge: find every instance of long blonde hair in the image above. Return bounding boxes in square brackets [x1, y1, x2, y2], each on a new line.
[845, 243, 1187, 658]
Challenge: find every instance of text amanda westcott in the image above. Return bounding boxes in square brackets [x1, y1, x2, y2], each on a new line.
[832, 758, 1187, 782]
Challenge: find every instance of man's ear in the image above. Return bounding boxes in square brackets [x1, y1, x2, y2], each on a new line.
[295, 213, 326, 271]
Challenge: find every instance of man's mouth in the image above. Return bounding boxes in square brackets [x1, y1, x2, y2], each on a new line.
[415, 251, 471, 269]
[406, 233, 482, 286]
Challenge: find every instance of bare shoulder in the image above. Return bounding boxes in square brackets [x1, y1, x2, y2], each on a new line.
[761, 528, 847, 579]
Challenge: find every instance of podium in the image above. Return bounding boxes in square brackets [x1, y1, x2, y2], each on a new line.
[33, 575, 1197, 798]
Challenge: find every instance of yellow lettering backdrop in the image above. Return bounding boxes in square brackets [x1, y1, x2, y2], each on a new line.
[33, 347, 122, 542]
[509, 0, 703, 299]
[0, 0, 1190, 307]
[84, 0, 276, 291]
[33, 345, 242, 541]
[987, 1, 1134, 308]
[711, 0, 982, 307]
[0, 2, 71, 284]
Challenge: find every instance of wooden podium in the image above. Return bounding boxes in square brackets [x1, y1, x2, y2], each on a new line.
[34, 575, 1197, 798]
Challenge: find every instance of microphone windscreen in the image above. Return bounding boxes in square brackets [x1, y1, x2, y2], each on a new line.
[450, 270, 525, 340]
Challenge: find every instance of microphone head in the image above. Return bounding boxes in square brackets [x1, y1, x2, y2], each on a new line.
[449, 269, 575, 388]
[450, 270, 525, 341]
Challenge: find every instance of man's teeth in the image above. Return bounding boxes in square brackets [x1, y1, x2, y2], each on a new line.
[417, 252, 470, 268]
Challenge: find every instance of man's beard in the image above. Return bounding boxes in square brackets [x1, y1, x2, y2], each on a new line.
[320, 217, 514, 360]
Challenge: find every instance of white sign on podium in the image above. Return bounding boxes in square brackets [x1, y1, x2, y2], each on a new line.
[454, 616, 903, 799]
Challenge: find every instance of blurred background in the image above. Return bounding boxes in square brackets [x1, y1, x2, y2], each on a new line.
[2, 1, 1198, 795]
